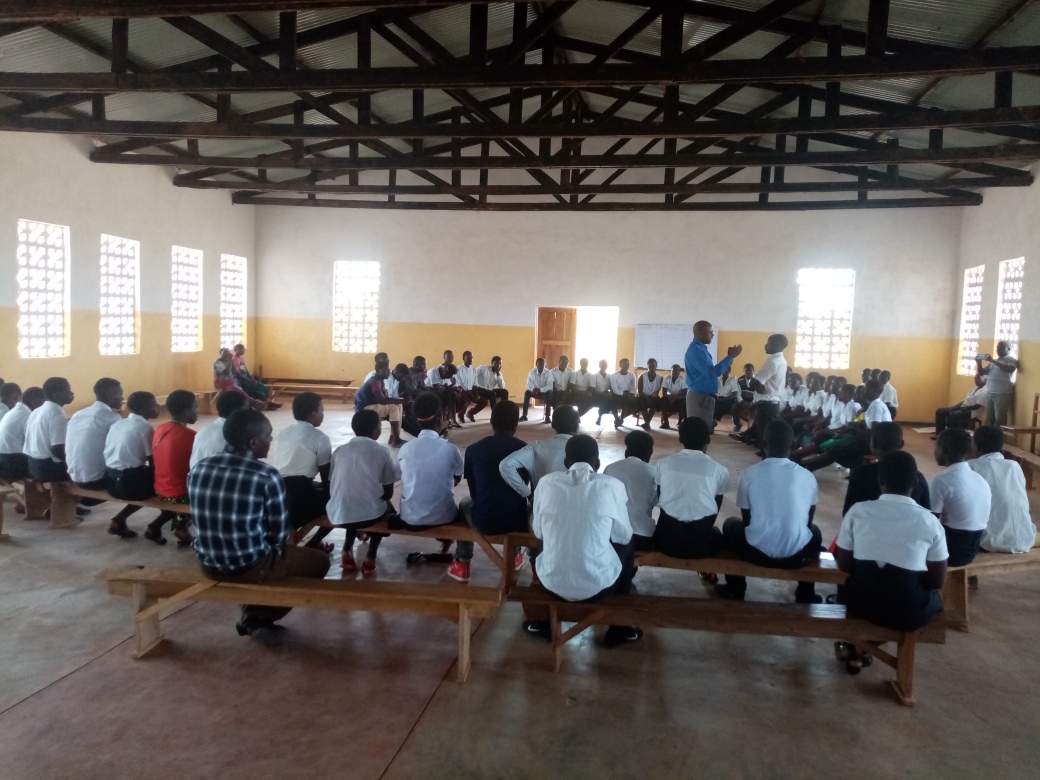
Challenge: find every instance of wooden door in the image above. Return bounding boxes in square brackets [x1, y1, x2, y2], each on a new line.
[537, 307, 577, 368]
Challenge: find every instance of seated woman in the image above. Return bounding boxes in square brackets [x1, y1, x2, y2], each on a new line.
[213, 349, 265, 411]
[232, 344, 281, 410]
[833, 451, 947, 674]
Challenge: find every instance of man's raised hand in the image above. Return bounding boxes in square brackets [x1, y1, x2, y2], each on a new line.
[727, 344, 743, 359]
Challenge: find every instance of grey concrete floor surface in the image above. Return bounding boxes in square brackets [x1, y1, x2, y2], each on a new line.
[1, 404, 1038, 779]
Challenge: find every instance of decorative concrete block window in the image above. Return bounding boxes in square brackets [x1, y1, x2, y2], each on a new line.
[99, 234, 140, 356]
[171, 245, 203, 353]
[794, 268, 855, 370]
[332, 260, 380, 353]
[995, 257, 1024, 360]
[957, 265, 985, 376]
[16, 218, 70, 359]
[220, 254, 247, 349]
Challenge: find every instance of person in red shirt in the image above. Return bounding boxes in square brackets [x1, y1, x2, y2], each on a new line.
[147, 390, 199, 547]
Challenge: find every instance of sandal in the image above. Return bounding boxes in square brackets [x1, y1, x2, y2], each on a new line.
[341, 553, 358, 573]
[143, 527, 167, 545]
[107, 525, 138, 539]
[362, 558, 376, 576]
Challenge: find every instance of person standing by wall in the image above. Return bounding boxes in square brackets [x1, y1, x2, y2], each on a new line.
[975, 341, 1018, 426]
[683, 321, 742, 430]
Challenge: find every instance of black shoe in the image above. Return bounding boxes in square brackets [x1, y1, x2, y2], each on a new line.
[603, 625, 643, 647]
[794, 588, 822, 605]
[520, 415, 528, 422]
[713, 583, 745, 601]
[522, 620, 552, 641]
[236, 620, 286, 645]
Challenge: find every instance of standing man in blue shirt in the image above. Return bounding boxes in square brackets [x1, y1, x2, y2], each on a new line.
[685, 321, 743, 429]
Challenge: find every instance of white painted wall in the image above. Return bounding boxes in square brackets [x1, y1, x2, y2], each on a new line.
[255, 201, 962, 338]
[0, 131, 256, 319]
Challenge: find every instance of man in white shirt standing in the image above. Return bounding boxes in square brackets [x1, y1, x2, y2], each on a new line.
[522, 357, 555, 423]
[930, 428, 992, 566]
[527, 435, 643, 647]
[716, 420, 823, 603]
[975, 341, 1018, 426]
[603, 430, 659, 551]
[732, 334, 789, 451]
[24, 377, 75, 484]
[191, 391, 251, 470]
[455, 351, 479, 425]
[0, 385, 44, 484]
[609, 358, 639, 430]
[969, 426, 1036, 555]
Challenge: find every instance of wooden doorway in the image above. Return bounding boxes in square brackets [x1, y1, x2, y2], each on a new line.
[537, 307, 577, 368]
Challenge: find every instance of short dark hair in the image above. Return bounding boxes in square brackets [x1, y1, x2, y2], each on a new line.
[42, 377, 69, 400]
[216, 390, 250, 418]
[93, 377, 121, 399]
[870, 422, 904, 455]
[789, 372, 803, 384]
[679, 416, 710, 450]
[165, 389, 197, 417]
[491, 355, 501, 363]
[879, 451, 919, 495]
[763, 419, 794, 454]
[936, 427, 973, 463]
[624, 430, 654, 460]
[491, 400, 520, 433]
[565, 434, 598, 466]
[864, 379, 882, 397]
[393, 362, 409, 376]
[223, 409, 270, 449]
[292, 391, 323, 421]
[0, 382, 20, 404]
[21, 386, 45, 409]
[973, 425, 1005, 455]
[351, 408, 381, 437]
[126, 391, 156, 416]
[551, 405, 580, 435]
[412, 355, 425, 368]
[769, 334, 789, 351]
[413, 391, 441, 427]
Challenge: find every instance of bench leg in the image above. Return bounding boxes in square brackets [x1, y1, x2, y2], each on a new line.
[549, 605, 563, 673]
[131, 582, 164, 658]
[23, 480, 49, 520]
[942, 569, 970, 632]
[475, 535, 505, 580]
[48, 482, 79, 529]
[890, 633, 918, 707]
[0, 501, 8, 541]
[456, 604, 472, 683]
[502, 538, 517, 590]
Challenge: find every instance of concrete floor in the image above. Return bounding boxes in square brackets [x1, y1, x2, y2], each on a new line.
[1, 403, 1039, 779]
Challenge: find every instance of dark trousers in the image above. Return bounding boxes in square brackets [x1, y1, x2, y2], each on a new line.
[945, 526, 984, 567]
[28, 456, 69, 483]
[576, 391, 613, 418]
[467, 387, 509, 416]
[660, 394, 687, 425]
[106, 465, 154, 501]
[574, 539, 637, 603]
[0, 453, 30, 482]
[935, 406, 972, 435]
[751, 401, 780, 447]
[722, 517, 822, 596]
[653, 511, 723, 559]
[523, 390, 553, 417]
[73, 478, 110, 508]
[713, 396, 738, 422]
[202, 546, 330, 626]
[282, 475, 329, 529]
[401, 410, 421, 438]
[613, 395, 641, 421]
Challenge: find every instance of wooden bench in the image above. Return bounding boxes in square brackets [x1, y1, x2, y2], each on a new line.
[509, 586, 945, 706]
[0, 476, 49, 523]
[941, 544, 1040, 632]
[1002, 444, 1040, 489]
[100, 564, 501, 682]
[268, 382, 356, 405]
[155, 390, 218, 416]
[635, 550, 848, 585]
[47, 482, 190, 530]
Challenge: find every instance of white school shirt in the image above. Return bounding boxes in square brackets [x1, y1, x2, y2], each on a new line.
[364, 370, 400, 398]
[270, 420, 332, 479]
[666, 375, 689, 396]
[776, 387, 790, 412]
[786, 386, 810, 411]
[752, 352, 787, 403]
[837, 494, 948, 571]
[398, 429, 464, 526]
[0, 402, 31, 455]
[657, 449, 729, 522]
[737, 458, 818, 559]
[806, 390, 826, 415]
[572, 369, 595, 391]
[821, 393, 836, 421]
[610, 371, 636, 396]
[532, 463, 633, 602]
[427, 365, 456, 388]
[499, 433, 571, 499]
[864, 398, 893, 428]
[455, 364, 477, 391]
[551, 366, 574, 391]
[190, 418, 228, 470]
[475, 365, 505, 391]
[969, 453, 1037, 553]
[104, 414, 154, 470]
[880, 383, 899, 408]
[827, 399, 854, 430]
[984, 357, 1017, 395]
[638, 371, 663, 397]
[930, 462, 992, 532]
[964, 385, 988, 419]
[328, 436, 401, 526]
[591, 372, 611, 393]
[603, 457, 659, 537]
[0, 401, 8, 423]
[526, 368, 554, 393]
[65, 401, 122, 482]
[717, 376, 740, 399]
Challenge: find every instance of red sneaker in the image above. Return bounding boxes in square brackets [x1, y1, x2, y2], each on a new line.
[447, 560, 471, 583]
[361, 558, 376, 576]
[514, 552, 525, 571]
[340, 553, 358, 573]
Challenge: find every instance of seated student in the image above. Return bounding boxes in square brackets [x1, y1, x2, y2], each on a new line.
[790, 382, 859, 464]
[969, 425, 1037, 554]
[569, 357, 594, 415]
[499, 405, 580, 502]
[660, 364, 688, 430]
[190, 390, 251, 470]
[580, 360, 614, 426]
[468, 356, 509, 419]
[355, 364, 405, 446]
[549, 356, 575, 418]
[789, 373, 826, 437]
[737, 362, 756, 403]
[934, 374, 987, 438]
[0, 380, 15, 423]
[858, 368, 871, 389]
[23, 377, 75, 483]
[610, 358, 639, 429]
[395, 392, 464, 530]
[103, 391, 162, 538]
[270, 392, 334, 551]
[715, 420, 823, 604]
[780, 373, 809, 418]
[394, 361, 423, 438]
[603, 430, 659, 552]
[427, 351, 461, 429]
[189, 408, 330, 645]
[362, 352, 391, 384]
[636, 358, 664, 432]
[522, 358, 555, 423]
[327, 409, 400, 575]
[448, 401, 529, 583]
[930, 428, 992, 567]
[527, 434, 643, 647]
[712, 367, 740, 431]
[0, 385, 44, 484]
[843, 422, 930, 516]
[833, 451, 948, 671]
[976, 342, 1018, 427]
[231, 344, 280, 411]
[878, 370, 898, 419]
[148, 390, 199, 548]
[454, 351, 478, 424]
[653, 417, 728, 559]
[798, 379, 887, 471]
